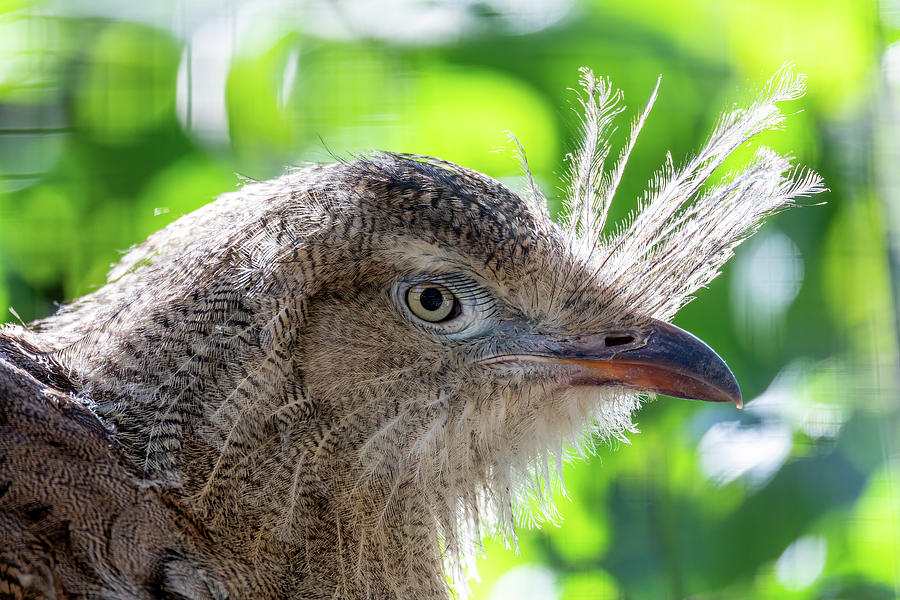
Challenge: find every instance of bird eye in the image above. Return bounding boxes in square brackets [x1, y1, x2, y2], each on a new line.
[406, 283, 460, 323]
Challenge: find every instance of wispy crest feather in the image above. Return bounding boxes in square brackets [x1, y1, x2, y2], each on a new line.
[562, 68, 624, 252]
[561, 63, 825, 320]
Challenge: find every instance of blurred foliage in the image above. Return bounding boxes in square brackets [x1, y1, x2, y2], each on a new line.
[0, 1, 898, 599]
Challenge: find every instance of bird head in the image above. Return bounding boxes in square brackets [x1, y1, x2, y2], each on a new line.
[290, 66, 822, 540]
[297, 155, 745, 525]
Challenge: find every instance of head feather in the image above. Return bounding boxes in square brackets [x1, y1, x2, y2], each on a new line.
[555, 63, 825, 323]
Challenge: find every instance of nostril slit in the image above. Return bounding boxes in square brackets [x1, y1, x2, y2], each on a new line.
[605, 335, 635, 347]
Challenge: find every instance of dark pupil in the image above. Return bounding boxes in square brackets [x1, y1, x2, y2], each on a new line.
[419, 287, 444, 312]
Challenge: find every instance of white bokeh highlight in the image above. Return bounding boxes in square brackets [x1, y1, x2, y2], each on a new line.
[731, 228, 804, 348]
[489, 564, 558, 600]
[176, 13, 234, 145]
[775, 535, 827, 590]
[698, 420, 793, 487]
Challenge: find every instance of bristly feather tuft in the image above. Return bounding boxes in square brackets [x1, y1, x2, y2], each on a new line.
[556, 63, 825, 322]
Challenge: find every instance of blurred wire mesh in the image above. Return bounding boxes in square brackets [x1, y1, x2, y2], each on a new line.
[0, 0, 897, 598]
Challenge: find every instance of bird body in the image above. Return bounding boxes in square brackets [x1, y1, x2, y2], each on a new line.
[0, 68, 823, 599]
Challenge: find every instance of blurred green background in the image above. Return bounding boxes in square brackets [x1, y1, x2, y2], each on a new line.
[0, 0, 898, 598]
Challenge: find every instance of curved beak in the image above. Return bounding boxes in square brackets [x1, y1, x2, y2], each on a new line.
[536, 319, 742, 408]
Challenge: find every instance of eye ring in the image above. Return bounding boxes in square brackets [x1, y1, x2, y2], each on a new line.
[406, 283, 461, 323]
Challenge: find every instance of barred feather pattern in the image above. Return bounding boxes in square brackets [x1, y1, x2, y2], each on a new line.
[1, 66, 823, 599]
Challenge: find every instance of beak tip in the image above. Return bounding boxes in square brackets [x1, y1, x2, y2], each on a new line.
[649, 320, 745, 409]
[718, 370, 743, 409]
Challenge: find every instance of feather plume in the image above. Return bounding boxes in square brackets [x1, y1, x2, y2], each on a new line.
[561, 63, 825, 321]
